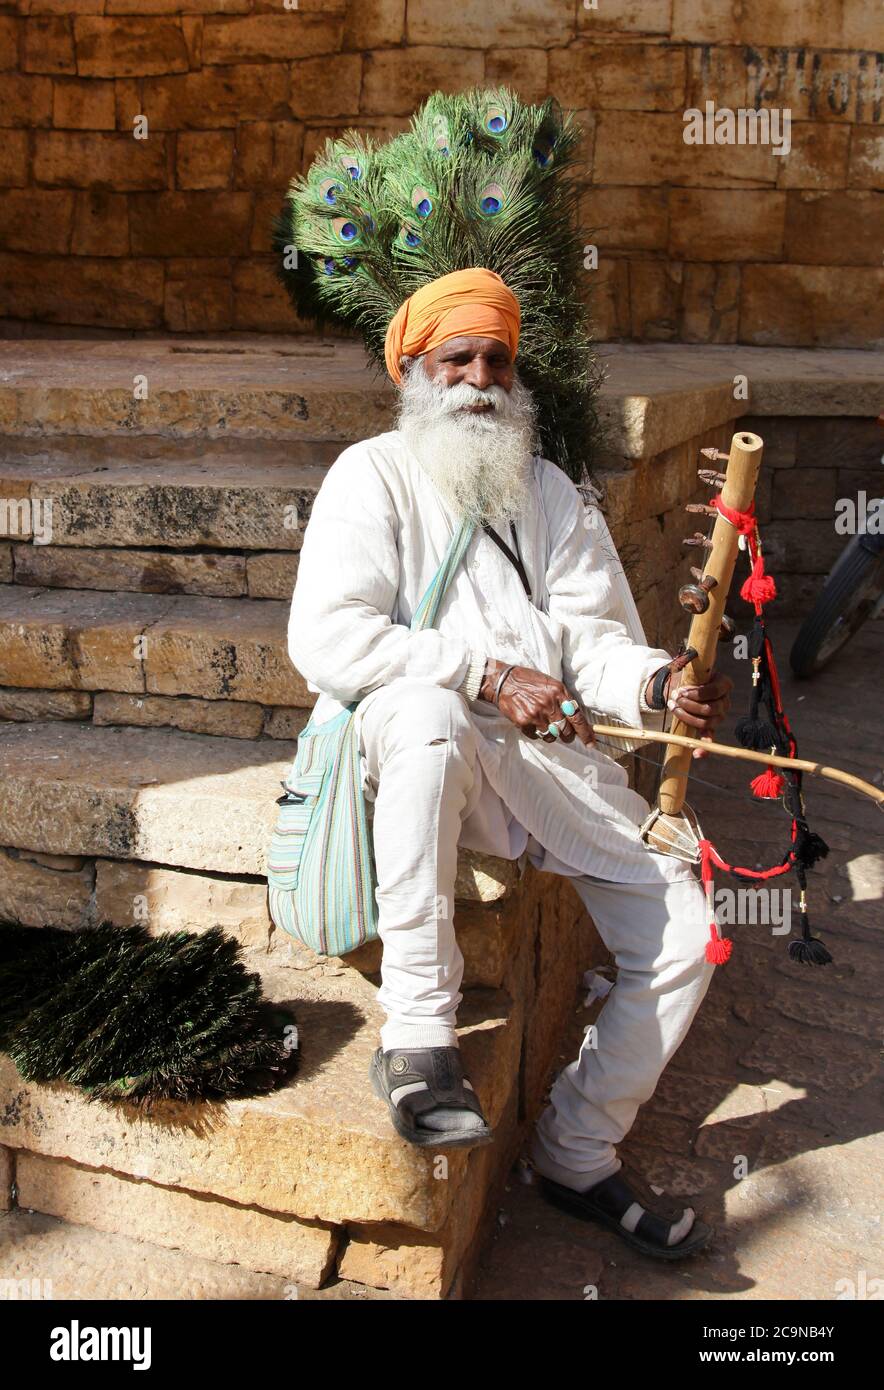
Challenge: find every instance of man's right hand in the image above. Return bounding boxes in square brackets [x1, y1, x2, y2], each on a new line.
[478, 659, 594, 746]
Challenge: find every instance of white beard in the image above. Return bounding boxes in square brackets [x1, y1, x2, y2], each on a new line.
[396, 357, 539, 524]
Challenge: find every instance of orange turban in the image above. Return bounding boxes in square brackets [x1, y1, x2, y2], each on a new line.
[383, 268, 521, 383]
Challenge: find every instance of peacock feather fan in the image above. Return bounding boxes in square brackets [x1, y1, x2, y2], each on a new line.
[273, 88, 602, 480]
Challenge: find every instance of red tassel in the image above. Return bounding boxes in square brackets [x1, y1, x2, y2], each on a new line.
[740, 557, 777, 606]
[751, 767, 785, 799]
[706, 935, 733, 965]
[699, 837, 733, 966]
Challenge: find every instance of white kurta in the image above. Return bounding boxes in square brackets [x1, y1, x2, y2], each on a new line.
[287, 430, 674, 883]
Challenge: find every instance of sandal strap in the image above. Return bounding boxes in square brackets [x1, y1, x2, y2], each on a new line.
[587, 1170, 695, 1249]
[378, 1046, 486, 1124]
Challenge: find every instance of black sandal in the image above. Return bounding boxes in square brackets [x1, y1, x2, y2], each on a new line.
[537, 1165, 713, 1261]
[370, 1046, 494, 1149]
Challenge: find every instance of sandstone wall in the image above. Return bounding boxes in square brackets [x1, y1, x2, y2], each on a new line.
[0, 1, 881, 344]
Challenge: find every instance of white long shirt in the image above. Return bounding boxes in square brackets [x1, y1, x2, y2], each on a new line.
[287, 431, 674, 883]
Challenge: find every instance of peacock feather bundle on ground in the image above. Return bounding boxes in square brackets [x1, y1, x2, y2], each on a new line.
[273, 88, 602, 481]
[0, 922, 298, 1107]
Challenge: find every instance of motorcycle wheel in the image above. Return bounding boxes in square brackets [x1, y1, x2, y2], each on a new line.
[789, 535, 884, 678]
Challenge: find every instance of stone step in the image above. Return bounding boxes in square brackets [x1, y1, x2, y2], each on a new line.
[0, 584, 307, 706]
[0, 434, 335, 553]
[0, 337, 394, 443]
[0, 943, 540, 1297]
[0, 719, 296, 875]
[0, 718, 516, 896]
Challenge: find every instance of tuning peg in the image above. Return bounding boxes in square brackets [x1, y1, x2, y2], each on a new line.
[678, 572, 718, 614]
[719, 615, 736, 642]
[685, 502, 718, 517]
[690, 567, 718, 588]
[682, 532, 714, 551]
[700, 447, 728, 462]
[698, 468, 727, 489]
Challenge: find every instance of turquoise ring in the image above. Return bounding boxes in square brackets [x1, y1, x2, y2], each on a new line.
[561, 699, 578, 717]
[544, 722, 561, 739]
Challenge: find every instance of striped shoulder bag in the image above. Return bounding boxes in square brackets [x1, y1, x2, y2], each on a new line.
[267, 517, 476, 957]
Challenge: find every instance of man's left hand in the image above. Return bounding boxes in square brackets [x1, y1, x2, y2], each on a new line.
[668, 666, 733, 758]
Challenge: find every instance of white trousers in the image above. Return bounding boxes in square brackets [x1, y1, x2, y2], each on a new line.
[358, 679, 714, 1183]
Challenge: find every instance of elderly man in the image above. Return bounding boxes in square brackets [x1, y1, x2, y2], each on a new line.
[287, 268, 732, 1260]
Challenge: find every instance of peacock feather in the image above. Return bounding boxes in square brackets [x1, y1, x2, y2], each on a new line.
[272, 88, 602, 480]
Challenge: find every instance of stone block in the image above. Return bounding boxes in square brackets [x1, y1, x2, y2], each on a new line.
[70, 190, 129, 256]
[0, 845, 94, 928]
[339, 1087, 519, 1298]
[590, 257, 630, 341]
[94, 857, 272, 947]
[549, 42, 686, 112]
[73, 17, 189, 77]
[0, 17, 17, 71]
[741, 265, 884, 349]
[0, 72, 53, 126]
[342, 0, 404, 48]
[409, 0, 573, 47]
[0, 189, 74, 254]
[0, 721, 295, 874]
[784, 191, 884, 266]
[141, 64, 291, 129]
[175, 130, 234, 190]
[290, 53, 361, 120]
[771, 466, 838, 518]
[0, 688, 91, 721]
[848, 127, 884, 190]
[17, 1152, 338, 1287]
[23, 17, 76, 74]
[776, 123, 850, 190]
[232, 257, 301, 331]
[748, 48, 874, 125]
[0, 132, 29, 187]
[3, 1209, 297, 1300]
[796, 416, 884, 471]
[669, 189, 785, 261]
[164, 268, 235, 332]
[234, 119, 304, 190]
[129, 192, 253, 256]
[577, 0, 670, 33]
[14, 544, 247, 598]
[484, 49, 549, 105]
[0, 586, 149, 693]
[93, 691, 264, 739]
[201, 14, 343, 65]
[247, 552, 299, 600]
[142, 594, 308, 705]
[583, 186, 668, 253]
[680, 263, 740, 343]
[361, 48, 485, 117]
[264, 705, 312, 740]
[672, 0, 840, 47]
[33, 130, 167, 189]
[593, 110, 779, 189]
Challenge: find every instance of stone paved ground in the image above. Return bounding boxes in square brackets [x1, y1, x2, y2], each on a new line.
[474, 621, 883, 1301]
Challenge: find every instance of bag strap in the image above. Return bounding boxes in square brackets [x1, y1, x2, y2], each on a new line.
[410, 517, 476, 632]
[481, 521, 531, 598]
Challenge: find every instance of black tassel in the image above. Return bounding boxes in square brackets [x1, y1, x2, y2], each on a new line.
[789, 936, 833, 966]
[735, 716, 778, 750]
[793, 823, 830, 869]
[787, 869, 833, 966]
